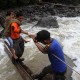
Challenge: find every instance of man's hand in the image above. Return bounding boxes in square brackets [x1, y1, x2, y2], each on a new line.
[28, 34, 36, 39]
[24, 40, 30, 43]
[13, 55, 18, 59]
[21, 29, 28, 35]
[44, 44, 50, 52]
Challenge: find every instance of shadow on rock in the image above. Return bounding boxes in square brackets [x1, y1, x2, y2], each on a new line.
[35, 16, 59, 28]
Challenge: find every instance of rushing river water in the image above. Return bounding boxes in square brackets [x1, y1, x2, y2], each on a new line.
[0, 16, 80, 80]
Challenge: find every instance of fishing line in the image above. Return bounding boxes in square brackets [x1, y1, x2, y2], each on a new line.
[52, 53, 80, 76]
[40, 44, 80, 76]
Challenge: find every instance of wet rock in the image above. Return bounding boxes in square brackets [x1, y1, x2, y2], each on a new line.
[1, 3, 80, 23]
[35, 16, 59, 28]
[66, 12, 77, 17]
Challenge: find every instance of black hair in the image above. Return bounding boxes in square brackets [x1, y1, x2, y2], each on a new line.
[36, 30, 50, 42]
[6, 10, 13, 16]
[16, 11, 23, 18]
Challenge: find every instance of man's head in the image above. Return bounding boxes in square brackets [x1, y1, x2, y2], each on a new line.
[36, 30, 50, 44]
[16, 11, 24, 22]
[6, 10, 15, 18]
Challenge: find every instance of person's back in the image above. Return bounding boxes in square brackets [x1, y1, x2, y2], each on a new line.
[3, 16, 10, 36]
[48, 39, 67, 73]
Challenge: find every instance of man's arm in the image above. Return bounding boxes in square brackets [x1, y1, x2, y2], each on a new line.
[35, 42, 47, 54]
[21, 30, 28, 35]
[28, 34, 49, 54]
[35, 42, 50, 54]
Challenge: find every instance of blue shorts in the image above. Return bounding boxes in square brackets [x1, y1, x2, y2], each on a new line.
[7, 37, 13, 48]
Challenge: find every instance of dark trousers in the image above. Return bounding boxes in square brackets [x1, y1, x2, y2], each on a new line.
[13, 37, 24, 58]
[38, 65, 66, 80]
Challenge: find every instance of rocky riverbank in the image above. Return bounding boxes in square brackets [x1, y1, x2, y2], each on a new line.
[0, 3, 80, 22]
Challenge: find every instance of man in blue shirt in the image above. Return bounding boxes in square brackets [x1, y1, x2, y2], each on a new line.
[29, 30, 67, 80]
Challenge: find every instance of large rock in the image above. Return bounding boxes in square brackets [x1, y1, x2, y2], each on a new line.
[35, 16, 59, 28]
